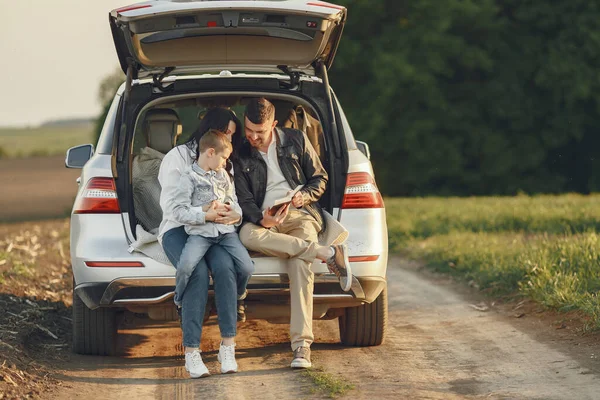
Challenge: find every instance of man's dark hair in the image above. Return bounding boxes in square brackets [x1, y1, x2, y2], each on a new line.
[245, 98, 275, 124]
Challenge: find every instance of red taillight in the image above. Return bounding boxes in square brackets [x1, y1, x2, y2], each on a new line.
[115, 4, 152, 14]
[207, 21, 218, 27]
[341, 172, 384, 209]
[322, 255, 379, 264]
[349, 255, 380, 262]
[73, 177, 120, 214]
[85, 261, 144, 268]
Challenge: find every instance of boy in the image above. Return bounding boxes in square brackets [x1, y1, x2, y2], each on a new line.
[171, 129, 254, 372]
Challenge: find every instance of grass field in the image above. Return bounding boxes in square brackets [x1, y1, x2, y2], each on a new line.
[386, 195, 600, 329]
[0, 156, 81, 222]
[0, 124, 93, 158]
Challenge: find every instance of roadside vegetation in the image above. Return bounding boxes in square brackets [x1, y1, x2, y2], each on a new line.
[386, 194, 600, 329]
[0, 124, 93, 158]
[303, 367, 355, 398]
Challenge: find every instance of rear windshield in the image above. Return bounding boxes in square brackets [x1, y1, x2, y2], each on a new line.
[96, 93, 121, 154]
[132, 95, 327, 158]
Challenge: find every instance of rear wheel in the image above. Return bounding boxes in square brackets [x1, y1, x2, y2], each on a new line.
[72, 289, 118, 356]
[338, 285, 387, 346]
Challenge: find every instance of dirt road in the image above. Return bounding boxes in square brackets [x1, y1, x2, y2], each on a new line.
[49, 257, 600, 399]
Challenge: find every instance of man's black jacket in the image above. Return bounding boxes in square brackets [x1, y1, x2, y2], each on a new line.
[233, 127, 328, 230]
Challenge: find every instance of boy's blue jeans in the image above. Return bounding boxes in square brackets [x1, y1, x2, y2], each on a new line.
[175, 232, 254, 306]
[162, 227, 249, 346]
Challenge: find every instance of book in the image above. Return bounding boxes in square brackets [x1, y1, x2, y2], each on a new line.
[267, 185, 304, 215]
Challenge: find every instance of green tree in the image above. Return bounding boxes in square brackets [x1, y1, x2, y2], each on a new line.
[332, 0, 600, 196]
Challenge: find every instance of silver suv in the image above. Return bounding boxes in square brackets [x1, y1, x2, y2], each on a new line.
[67, 0, 388, 356]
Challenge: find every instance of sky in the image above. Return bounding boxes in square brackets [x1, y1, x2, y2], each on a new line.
[0, 0, 130, 127]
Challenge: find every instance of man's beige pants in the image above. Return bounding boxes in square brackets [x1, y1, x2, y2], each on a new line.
[239, 210, 320, 351]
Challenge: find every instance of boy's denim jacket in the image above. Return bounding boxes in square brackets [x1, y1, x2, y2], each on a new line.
[171, 163, 243, 237]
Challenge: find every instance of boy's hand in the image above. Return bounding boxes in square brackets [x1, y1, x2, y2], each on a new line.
[260, 203, 290, 228]
[215, 203, 241, 225]
[202, 201, 214, 212]
[213, 201, 229, 213]
[203, 200, 227, 213]
[204, 202, 220, 222]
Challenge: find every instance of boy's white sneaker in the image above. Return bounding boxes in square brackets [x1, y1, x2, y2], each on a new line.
[185, 350, 210, 378]
[218, 342, 238, 374]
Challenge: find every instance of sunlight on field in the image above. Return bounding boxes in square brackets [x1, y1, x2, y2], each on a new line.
[0, 124, 93, 158]
[386, 194, 600, 329]
[386, 194, 600, 244]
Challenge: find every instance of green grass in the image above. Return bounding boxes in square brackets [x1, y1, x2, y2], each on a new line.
[386, 194, 600, 329]
[0, 124, 93, 158]
[303, 367, 355, 398]
[0, 250, 34, 281]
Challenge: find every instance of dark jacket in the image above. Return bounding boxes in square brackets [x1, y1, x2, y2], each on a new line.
[234, 127, 328, 231]
[283, 105, 325, 164]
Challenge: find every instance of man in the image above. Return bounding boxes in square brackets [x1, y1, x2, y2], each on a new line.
[234, 98, 351, 369]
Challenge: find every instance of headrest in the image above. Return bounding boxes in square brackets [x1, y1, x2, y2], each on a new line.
[144, 109, 181, 154]
[270, 100, 293, 125]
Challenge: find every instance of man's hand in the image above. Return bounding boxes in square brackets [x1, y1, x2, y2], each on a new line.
[291, 191, 304, 208]
[260, 203, 290, 228]
[214, 203, 241, 225]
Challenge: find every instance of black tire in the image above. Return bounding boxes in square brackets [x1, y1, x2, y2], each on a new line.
[339, 284, 388, 346]
[72, 289, 118, 356]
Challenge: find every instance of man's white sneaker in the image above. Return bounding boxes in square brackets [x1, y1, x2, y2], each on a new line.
[326, 244, 353, 292]
[290, 346, 312, 369]
[185, 350, 210, 378]
[218, 342, 238, 374]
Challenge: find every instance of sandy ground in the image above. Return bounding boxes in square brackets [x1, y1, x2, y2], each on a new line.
[48, 257, 600, 400]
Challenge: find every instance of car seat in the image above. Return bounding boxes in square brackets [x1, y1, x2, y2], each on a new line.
[132, 109, 181, 233]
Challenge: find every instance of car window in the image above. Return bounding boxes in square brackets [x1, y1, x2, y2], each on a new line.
[96, 93, 121, 154]
[131, 96, 323, 157]
[332, 93, 357, 150]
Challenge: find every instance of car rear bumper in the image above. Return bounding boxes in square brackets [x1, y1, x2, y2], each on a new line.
[75, 274, 386, 310]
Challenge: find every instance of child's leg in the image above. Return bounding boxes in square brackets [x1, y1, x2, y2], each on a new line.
[217, 232, 255, 298]
[175, 235, 213, 306]
[208, 244, 238, 335]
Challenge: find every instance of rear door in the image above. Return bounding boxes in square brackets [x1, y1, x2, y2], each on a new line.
[110, 0, 346, 78]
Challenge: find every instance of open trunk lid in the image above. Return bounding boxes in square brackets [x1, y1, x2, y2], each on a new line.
[109, 0, 346, 78]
